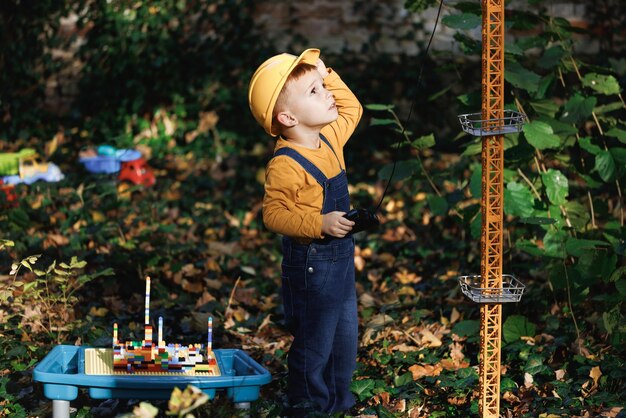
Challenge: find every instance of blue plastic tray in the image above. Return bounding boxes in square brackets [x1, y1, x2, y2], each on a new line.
[79, 156, 120, 174]
[33, 345, 271, 403]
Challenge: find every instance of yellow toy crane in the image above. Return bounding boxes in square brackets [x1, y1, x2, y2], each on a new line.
[457, 0, 527, 416]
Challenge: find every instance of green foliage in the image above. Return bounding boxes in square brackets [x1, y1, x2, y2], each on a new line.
[2, 255, 112, 344]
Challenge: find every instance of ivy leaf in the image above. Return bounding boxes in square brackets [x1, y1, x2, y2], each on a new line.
[504, 182, 535, 217]
[594, 150, 616, 182]
[541, 169, 569, 205]
[561, 94, 597, 123]
[523, 120, 561, 150]
[503, 315, 536, 343]
[351, 379, 376, 401]
[525, 354, 546, 375]
[582, 73, 622, 95]
[505, 61, 541, 93]
[442, 13, 481, 30]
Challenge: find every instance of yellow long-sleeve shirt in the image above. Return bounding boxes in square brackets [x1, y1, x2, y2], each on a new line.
[262, 69, 363, 240]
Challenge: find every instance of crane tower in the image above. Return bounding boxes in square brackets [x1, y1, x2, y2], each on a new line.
[457, 0, 527, 416]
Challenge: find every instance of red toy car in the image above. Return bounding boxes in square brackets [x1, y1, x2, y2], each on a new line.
[118, 158, 155, 187]
[0, 179, 18, 208]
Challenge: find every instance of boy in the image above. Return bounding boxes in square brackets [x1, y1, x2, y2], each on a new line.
[248, 48, 363, 416]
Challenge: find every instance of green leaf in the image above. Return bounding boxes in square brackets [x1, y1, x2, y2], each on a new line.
[537, 46, 565, 69]
[503, 315, 536, 343]
[609, 266, 626, 283]
[523, 121, 561, 150]
[616, 278, 626, 295]
[578, 137, 602, 155]
[469, 165, 482, 198]
[394, 372, 414, 387]
[370, 118, 397, 127]
[411, 133, 435, 150]
[606, 127, 626, 144]
[505, 42, 524, 55]
[594, 151, 616, 182]
[594, 101, 624, 114]
[515, 238, 544, 256]
[378, 160, 419, 181]
[427, 194, 448, 216]
[582, 73, 621, 95]
[505, 61, 541, 93]
[565, 238, 610, 257]
[452, 320, 480, 337]
[530, 100, 560, 118]
[525, 354, 546, 375]
[537, 116, 578, 136]
[541, 169, 569, 205]
[442, 13, 481, 30]
[561, 94, 597, 123]
[611, 147, 626, 166]
[351, 379, 376, 401]
[365, 104, 394, 111]
[504, 182, 535, 217]
[603, 306, 621, 334]
[544, 229, 568, 258]
[519, 217, 556, 225]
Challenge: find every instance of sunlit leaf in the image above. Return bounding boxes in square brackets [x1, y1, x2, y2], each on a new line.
[582, 73, 621, 95]
[541, 169, 569, 205]
[523, 121, 561, 150]
[504, 182, 535, 217]
[503, 315, 536, 343]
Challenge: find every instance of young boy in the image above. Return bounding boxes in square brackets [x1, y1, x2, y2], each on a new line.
[248, 48, 363, 416]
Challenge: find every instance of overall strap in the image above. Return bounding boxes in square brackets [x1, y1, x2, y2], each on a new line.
[274, 147, 328, 185]
[319, 134, 343, 169]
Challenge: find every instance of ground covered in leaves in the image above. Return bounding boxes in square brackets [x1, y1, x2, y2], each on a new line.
[0, 139, 623, 418]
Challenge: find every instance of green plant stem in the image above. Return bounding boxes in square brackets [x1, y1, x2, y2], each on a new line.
[563, 261, 582, 352]
[390, 110, 441, 196]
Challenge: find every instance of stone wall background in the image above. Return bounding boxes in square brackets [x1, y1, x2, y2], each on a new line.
[43, 1, 610, 116]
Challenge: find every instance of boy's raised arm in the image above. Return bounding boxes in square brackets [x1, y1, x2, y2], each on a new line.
[321, 68, 363, 147]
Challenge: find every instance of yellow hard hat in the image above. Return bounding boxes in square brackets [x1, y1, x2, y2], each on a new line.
[248, 48, 320, 136]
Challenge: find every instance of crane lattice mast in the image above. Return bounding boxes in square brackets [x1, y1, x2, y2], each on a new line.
[480, 0, 505, 415]
[457, 0, 527, 416]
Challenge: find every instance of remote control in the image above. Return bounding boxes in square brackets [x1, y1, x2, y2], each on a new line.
[343, 208, 380, 234]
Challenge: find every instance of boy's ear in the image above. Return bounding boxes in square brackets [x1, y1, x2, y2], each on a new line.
[276, 111, 297, 128]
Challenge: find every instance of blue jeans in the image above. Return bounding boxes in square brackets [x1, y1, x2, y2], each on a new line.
[281, 236, 358, 415]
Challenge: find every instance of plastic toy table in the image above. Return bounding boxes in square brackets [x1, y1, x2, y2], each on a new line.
[33, 345, 272, 418]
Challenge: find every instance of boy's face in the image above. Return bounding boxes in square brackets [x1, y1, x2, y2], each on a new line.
[282, 70, 338, 130]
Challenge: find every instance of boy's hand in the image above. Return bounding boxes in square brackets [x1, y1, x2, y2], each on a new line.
[316, 59, 329, 78]
[322, 211, 354, 238]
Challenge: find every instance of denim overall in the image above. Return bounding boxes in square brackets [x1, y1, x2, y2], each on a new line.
[274, 135, 357, 415]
